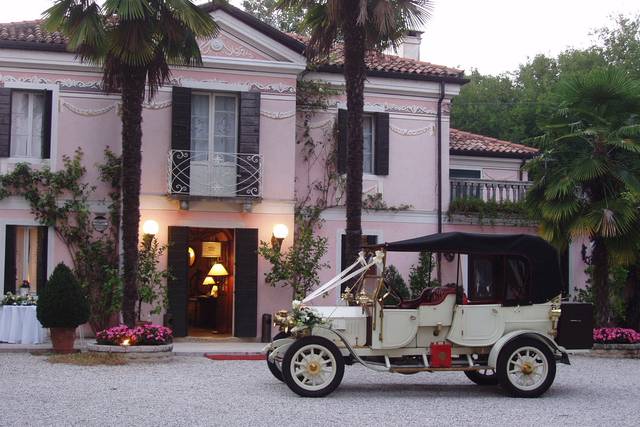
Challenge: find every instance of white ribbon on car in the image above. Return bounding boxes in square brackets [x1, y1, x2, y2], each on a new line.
[302, 250, 385, 304]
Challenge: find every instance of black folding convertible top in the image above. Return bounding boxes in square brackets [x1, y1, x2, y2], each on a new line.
[382, 232, 563, 304]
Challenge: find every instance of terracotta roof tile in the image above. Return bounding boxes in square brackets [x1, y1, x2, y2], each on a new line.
[288, 33, 464, 80]
[0, 17, 464, 81]
[0, 20, 67, 46]
[450, 129, 538, 158]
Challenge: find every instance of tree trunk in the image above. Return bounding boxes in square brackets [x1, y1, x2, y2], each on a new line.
[342, 1, 367, 269]
[120, 69, 147, 327]
[625, 263, 640, 331]
[591, 237, 611, 327]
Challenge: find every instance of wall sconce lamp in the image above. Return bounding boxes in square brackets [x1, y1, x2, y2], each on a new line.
[141, 219, 160, 248]
[271, 224, 289, 251]
[142, 219, 159, 236]
[203, 262, 229, 298]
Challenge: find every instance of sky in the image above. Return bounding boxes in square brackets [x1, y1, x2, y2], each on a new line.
[2, 0, 639, 75]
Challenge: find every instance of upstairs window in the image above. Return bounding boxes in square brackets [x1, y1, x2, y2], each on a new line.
[363, 115, 374, 174]
[10, 91, 44, 158]
[190, 93, 238, 160]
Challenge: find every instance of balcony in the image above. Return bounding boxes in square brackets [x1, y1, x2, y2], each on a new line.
[449, 178, 532, 204]
[168, 150, 263, 199]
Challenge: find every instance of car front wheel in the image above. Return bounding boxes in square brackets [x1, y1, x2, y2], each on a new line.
[282, 336, 345, 397]
[497, 337, 556, 398]
[266, 332, 290, 382]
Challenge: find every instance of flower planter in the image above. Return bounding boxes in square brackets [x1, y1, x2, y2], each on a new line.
[50, 327, 78, 354]
[587, 343, 640, 359]
[87, 343, 174, 362]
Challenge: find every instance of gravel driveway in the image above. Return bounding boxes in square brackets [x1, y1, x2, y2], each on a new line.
[0, 354, 637, 426]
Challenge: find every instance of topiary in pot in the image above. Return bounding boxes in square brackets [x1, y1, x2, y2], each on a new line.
[37, 263, 90, 353]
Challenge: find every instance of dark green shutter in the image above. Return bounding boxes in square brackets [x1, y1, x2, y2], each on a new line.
[0, 88, 11, 158]
[36, 226, 48, 295]
[237, 92, 261, 197]
[337, 109, 347, 174]
[41, 90, 52, 159]
[170, 87, 192, 195]
[167, 226, 189, 337]
[4, 225, 16, 294]
[374, 112, 389, 175]
[234, 228, 258, 337]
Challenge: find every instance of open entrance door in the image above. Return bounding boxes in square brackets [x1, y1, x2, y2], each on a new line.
[167, 226, 258, 338]
[186, 228, 234, 337]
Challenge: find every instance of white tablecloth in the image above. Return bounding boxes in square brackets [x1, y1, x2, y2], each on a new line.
[0, 305, 46, 344]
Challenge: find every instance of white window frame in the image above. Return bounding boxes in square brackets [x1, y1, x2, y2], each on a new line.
[362, 114, 375, 176]
[0, 222, 54, 292]
[1, 82, 58, 171]
[190, 91, 239, 158]
[11, 91, 45, 158]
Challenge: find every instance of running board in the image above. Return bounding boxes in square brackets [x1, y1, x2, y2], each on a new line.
[390, 365, 492, 374]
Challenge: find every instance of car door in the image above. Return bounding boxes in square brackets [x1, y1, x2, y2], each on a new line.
[447, 304, 505, 346]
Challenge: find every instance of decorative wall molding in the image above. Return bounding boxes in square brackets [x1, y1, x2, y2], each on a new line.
[390, 124, 435, 136]
[62, 102, 116, 117]
[62, 100, 172, 117]
[260, 110, 296, 119]
[0, 73, 102, 90]
[296, 118, 335, 130]
[174, 77, 295, 94]
[332, 100, 440, 116]
[0, 74, 296, 95]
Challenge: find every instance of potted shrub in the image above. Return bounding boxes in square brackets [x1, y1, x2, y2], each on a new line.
[37, 263, 89, 353]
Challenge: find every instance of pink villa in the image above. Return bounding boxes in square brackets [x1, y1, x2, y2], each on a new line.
[0, 3, 587, 339]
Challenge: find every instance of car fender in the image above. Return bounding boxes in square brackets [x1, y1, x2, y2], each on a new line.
[487, 330, 569, 368]
[266, 338, 295, 363]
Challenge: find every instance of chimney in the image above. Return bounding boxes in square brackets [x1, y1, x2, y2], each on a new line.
[398, 30, 423, 61]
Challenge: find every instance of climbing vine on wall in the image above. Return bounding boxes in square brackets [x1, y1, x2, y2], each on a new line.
[0, 149, 123, 331]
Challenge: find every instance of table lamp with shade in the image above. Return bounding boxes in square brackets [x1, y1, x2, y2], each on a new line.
[203, 262, 229, 298]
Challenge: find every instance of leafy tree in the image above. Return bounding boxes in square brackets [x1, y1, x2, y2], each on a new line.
[408, 251, 438, 297]
[279, 0, 430, 271]
[382, 265, 410, 305]
[451, 70, 524, 142]
[43, 1, 217, 327]
[526, 68, 640, 326]
[258, 221, 329, 300]
[595, 14, 640, 79]
[242, 0, 305, 33]
[137, 235, 171, 322]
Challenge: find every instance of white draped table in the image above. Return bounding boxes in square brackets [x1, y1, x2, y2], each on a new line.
[0, 305, 47, 344]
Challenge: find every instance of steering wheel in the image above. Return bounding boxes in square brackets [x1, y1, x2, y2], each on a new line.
[380, 278, 404, 305]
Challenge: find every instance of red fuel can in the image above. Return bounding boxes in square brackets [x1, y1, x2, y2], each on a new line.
[429, 342, 452, 368]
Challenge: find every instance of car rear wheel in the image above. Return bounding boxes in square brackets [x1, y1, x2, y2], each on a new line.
[497, 338, 556, 398]
[266, 332, 290, 382]
[282, 336, 345, 397]
[464, 368, 498, 385]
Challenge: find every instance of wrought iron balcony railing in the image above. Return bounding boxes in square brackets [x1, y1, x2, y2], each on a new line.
[450, 178, 532, 204]
[168, 150, 262, 198]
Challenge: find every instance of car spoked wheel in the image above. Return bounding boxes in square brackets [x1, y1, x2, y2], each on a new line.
[464, 368, 498, 385]
[266, 332, 290, 382]
[282, 336, 345, 397]
[497, 338, 556, 398]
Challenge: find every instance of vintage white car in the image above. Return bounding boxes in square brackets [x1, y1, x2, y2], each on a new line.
[264, 232, 593, 398]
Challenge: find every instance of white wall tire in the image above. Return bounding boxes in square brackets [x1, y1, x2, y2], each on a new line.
[497, 338, 556, 398]
[282, 336, 345, 397]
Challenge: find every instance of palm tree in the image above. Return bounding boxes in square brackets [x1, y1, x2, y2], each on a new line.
[279, 0, 430, 267]
[44, 1, 217, 327]
[526, 68, 640, 326]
